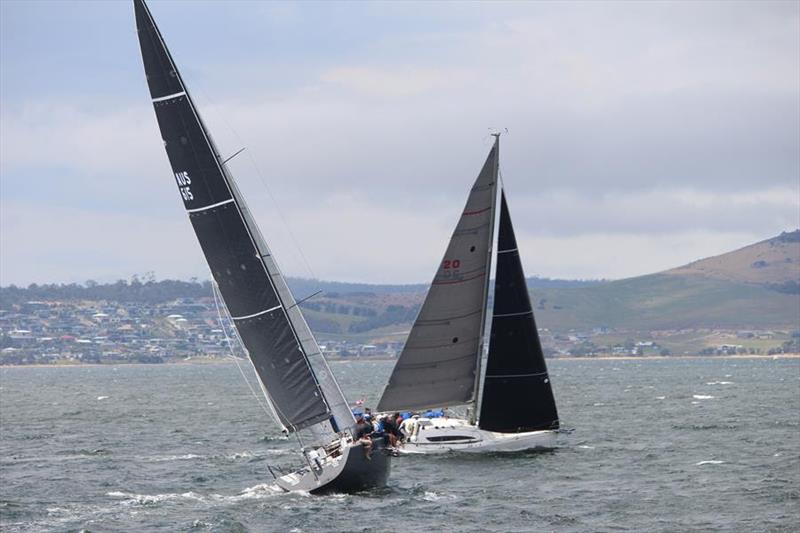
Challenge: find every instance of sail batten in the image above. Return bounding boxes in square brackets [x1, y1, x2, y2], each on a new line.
[134, 0, 354, 435]
[377, 141, 498, 413]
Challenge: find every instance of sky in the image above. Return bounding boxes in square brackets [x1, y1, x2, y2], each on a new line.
[1, 0, 798, 286]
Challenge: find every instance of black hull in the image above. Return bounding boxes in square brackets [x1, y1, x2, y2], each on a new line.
[274, 440, 391, 494]
[311, 440, 391, 494]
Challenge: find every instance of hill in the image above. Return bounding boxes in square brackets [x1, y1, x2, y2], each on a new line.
[2, 231, 797, 355]
[666, 230, 799, 292]
[529, 230, 800, 333]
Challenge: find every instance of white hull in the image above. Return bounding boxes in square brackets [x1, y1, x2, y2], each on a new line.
[392, 417, 557, 455]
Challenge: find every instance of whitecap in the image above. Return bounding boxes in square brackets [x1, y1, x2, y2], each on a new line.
[96, 396, 109, 401]
[151, 454, 204, 462]
[422, 490, 456, 502]
[695, 460, 725, 466]
[578, 445, 595, 449]
[592, 402, 605, 407]
[692, 395, 714, 400]
[655, 396, 666, 400]
[107, 490, 204, 505]
[226, 451, 255, 460]
[224, 483, 284, 501]
[706, 381, 734, 385]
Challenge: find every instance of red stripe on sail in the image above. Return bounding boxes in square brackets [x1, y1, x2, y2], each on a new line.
[462, 206, 491, 216]
[432, 271, 486, 285]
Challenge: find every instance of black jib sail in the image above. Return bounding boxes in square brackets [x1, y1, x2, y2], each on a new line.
[134, 0, 345, 433]
[477, 191, 559, 432]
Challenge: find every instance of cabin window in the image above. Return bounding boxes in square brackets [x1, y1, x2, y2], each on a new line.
[426, 435, 477, 442]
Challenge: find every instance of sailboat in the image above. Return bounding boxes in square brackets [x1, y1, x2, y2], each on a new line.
[377, 134, 560, 453]
[133, 0, 389, 492]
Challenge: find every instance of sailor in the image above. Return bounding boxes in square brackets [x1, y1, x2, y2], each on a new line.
[382, 413, 402, 447]
[400, 414, 420, 442]
[354, 415, 373, 458]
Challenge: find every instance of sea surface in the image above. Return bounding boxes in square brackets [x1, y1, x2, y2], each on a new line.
[1, 357, 798, 532]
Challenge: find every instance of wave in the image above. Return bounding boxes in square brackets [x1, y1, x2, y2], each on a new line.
[692, 395, 715, 400]
[695, 460, 725, 466]
[146, 449, 285, 463]
[421, 490, 456, 502]
[672, 423, 737, 431]
[228, 483, 286, 501]
[150, 454, 204, 462]
[106, 483, 286, 507]
[258, 435, 289, 443]
[45, 448, 111, 459]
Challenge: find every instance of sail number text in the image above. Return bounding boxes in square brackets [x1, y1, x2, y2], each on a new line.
[175, 171, 194, 201]
[442, 259, 461, 269]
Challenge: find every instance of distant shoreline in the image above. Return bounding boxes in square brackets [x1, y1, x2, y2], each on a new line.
[2, 353, 798, 369]
[552, 354, 800, 361]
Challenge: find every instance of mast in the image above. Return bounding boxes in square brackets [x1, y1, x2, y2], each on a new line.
[134, 0, 354, 435]
[468, 134, 500, 424]
[377, 140, 499, 413]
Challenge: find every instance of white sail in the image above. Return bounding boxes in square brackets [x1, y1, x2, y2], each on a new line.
[378, 140, 498, 412]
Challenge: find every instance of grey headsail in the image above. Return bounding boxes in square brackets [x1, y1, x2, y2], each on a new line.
[134, 0, 354, 434]
[477, 191, 559, 432]
[377, 140, 498, 412]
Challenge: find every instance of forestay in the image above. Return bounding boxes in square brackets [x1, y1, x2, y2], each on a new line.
[477, 191, 559, 432]
[134, 0, 353, 434]
[378, 141, 498, 412]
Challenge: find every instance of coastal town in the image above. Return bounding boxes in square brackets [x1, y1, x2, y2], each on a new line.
[1, 293, 796, 366]
[0, 297, 403, 365]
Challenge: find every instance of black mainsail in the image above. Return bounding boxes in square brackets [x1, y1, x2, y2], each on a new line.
[134, 0, 353, 435]
[477, 191, 559, 432]
[377, 140, 498, 412]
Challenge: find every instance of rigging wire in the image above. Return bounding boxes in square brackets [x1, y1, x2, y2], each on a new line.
[211, 281, 275, 421]
[192, 87, 320, 282]
[213, 281, 318, 439]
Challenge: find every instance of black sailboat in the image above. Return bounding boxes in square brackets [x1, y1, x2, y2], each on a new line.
[378, 135, 559, 453]
[133, 0, 389, 491]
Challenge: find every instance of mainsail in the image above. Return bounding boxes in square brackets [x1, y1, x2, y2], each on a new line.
[477, 191, 559, 432]
[377, 140, 498, 412]
[134, 0, 353, 434]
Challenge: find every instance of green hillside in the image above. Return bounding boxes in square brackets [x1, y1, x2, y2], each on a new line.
[298, 230, 799, 347]
[531, 273, 799, 332]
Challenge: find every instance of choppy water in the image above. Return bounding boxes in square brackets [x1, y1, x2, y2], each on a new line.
[1, 357, 798, 532]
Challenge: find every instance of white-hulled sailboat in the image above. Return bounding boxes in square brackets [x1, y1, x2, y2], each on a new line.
[377, 134, 561, 454]
[133, 0, 389, 492]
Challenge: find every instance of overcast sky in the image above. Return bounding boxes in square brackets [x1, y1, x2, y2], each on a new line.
[1, 0, 798, 286]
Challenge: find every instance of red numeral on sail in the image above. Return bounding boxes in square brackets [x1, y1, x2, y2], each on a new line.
[443, 259, 461, 269]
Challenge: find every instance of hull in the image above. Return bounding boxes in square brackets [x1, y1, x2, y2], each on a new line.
[274, 438, 390, 493]
[395, 417, 557, 455]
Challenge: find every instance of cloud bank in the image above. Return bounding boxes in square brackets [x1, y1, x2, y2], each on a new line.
[1, 1, 798, 285]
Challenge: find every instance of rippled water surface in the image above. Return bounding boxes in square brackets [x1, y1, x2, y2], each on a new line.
[1, 358, 798, 532]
